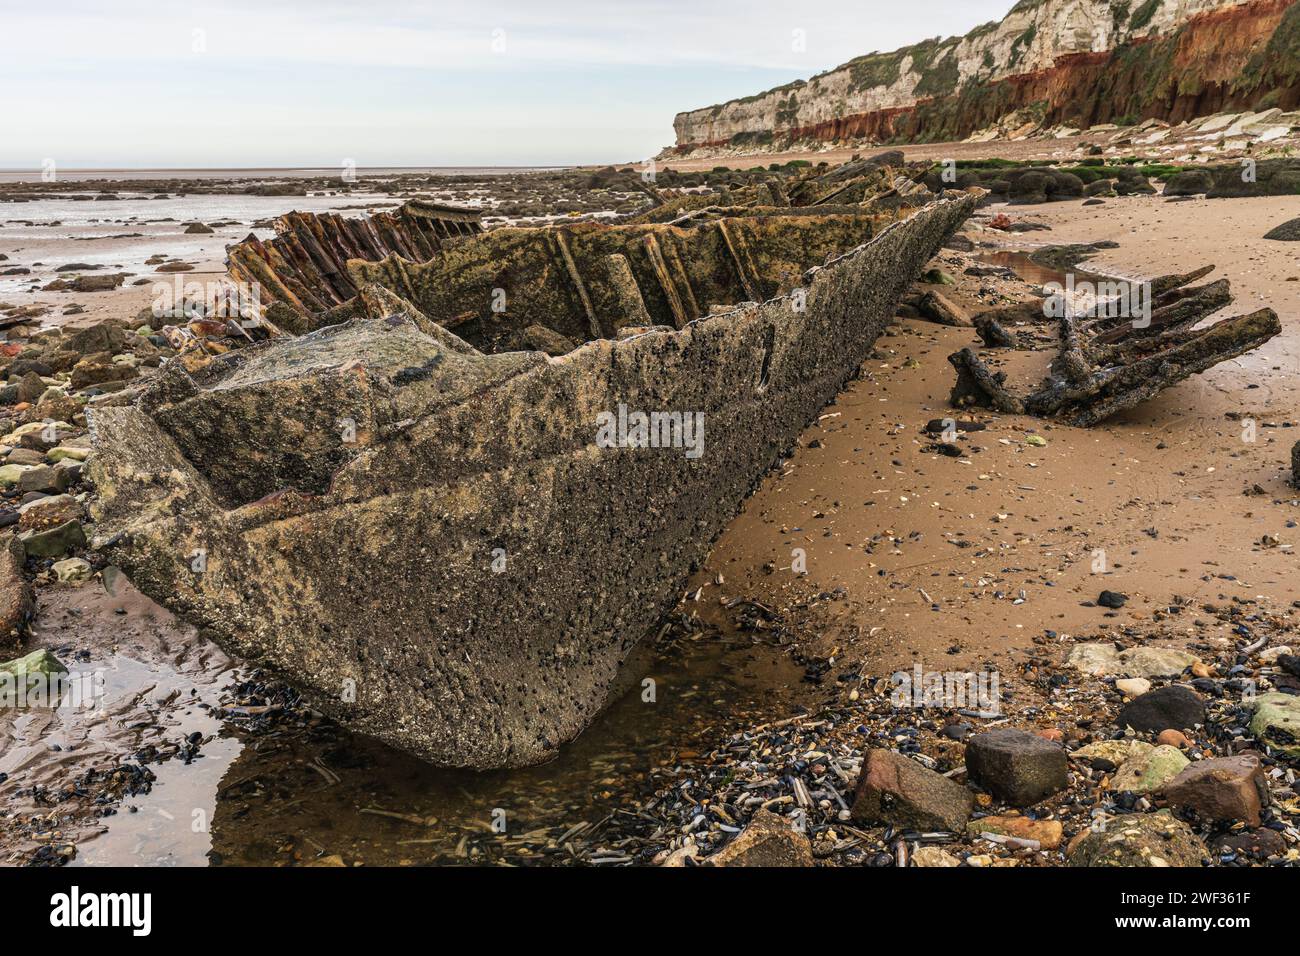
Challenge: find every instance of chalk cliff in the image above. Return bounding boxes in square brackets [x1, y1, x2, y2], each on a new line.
[672, 0, 1300, 152]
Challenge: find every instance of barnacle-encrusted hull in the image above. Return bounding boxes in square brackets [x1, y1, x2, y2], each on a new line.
[88, 194, 977, 769]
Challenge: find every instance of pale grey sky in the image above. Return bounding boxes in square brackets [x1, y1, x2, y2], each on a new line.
[1, 0, 1014, 168]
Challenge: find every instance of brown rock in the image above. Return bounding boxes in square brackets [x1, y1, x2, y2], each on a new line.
[916, 289, 972, 327]
[967, 814, 1063, 849]
[1156, 729, 1191, 749]
[709, 809, 814, 867]
[18, 494, 81, 533]
[1162, 754, 1269, 827]
[852, 748, 974, 831]
[0, 534, 32, 646]
[70, 354, 138, 390]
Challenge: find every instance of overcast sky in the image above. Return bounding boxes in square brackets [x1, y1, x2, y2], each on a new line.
[1, 0, 1013, 169]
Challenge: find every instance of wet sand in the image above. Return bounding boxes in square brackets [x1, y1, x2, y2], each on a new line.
[690, 193, 1300, 682]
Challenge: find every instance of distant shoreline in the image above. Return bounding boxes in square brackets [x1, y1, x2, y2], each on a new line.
[0, 165, 573, 184]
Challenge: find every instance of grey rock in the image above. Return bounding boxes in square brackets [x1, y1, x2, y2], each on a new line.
[1117, 685, 1206, 734]
[966, 728, 1069, 806]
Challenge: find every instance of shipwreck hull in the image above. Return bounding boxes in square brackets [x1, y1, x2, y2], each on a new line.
[226, 200, 484, 317]
[88, 194, 977, 769]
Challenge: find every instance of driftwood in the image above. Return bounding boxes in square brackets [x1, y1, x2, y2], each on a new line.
[950, 264, 1281, 427]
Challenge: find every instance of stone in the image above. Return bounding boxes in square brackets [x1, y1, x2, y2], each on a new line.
[1264, 217, 1300, 241]
[47, 445, 91, 463]
[1163, 754, 1268, 827]
[966, 728, 1069, 806]
[916, 290, 972, 327]
[911, 847, 961, 867]
[0, 647, 67, 679]
[184, 222, 215, 234]
[1067, 812, 1206, 868]
[1115, 677, 1150, 697]
[1249, 693, 1300, 759]
[18, 494, 81, 532]
[709, 810, 814, 867]
[1097, 589, 1127, 609]
[1117, 685, 1206, 733]
[1156, 729, 1192, 749]
[1109, 745, 1189, 794]
[65, 322, 126, 356]
[851, 748, 974, 831]
[1073, 739, 1154, 771]
[966, 814, 1063, 849]
[16, 464, 70, 495]
[70, 354, 138, 390]
[35, 388, 80, 424]
[5, 448, 45, 467]
[52, 557, 93, 584]
[15, 371, 46, 404]
[1208, 828, 1286, 860]
[1163, 170, 1214, 197]
[0, 534, 32, 646]
[20, 519, 86, 558]
[0, 464, 35, 488]
[1067, 643, 1199, 678]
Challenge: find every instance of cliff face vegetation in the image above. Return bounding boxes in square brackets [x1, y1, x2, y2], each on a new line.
[672, 0, 1300, 151]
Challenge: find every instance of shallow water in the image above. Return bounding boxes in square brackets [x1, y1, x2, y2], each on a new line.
[6, 577, 804, 867]
[0, 194, 404, 299]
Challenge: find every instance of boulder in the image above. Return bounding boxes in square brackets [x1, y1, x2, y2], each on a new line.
[1264, 217, 1300, 242]
[1249, 693, 1300, 759]
[851, 748, 974, 831]
[65, 323, 126, 356]
[20, 519, 86, 558]
[16, 463, 71, 495]
[1163, 170, 1214, 197]
[1073, 739, 1154, 771]
[1162, 754, 1268, 827]
[0, 534, 32, 646]
[1116, 685, 1206, 733]
[52, 557, 93, 584]
[916, 290, 972, 327]
[708, 810, 814, 867]
[1009, 171, 1050, 205]
[70, 354, 139, 390]
[966, 728, 1069, 806]
[1067, 812, 1206, 867]
[18, 494, 81, 533]
[1109, 745, 1189, 794]
[1067, 643, 1199, 678]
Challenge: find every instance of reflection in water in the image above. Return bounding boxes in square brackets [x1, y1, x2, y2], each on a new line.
[69, 625, 803, 866]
